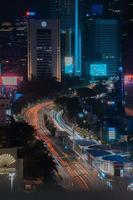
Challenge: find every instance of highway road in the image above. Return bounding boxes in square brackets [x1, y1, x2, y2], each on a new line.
[24, 100, 107, 191]
[49, 105, 129, 192]
[47, 104, 108, 190]
[24, 101, 90, 190]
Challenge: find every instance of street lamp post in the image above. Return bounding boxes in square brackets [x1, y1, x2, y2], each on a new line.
[127, 142, 129, 153]
[72, 125, 76, 150]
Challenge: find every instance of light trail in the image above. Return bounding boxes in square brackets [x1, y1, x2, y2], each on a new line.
[24, 101, 91, 191]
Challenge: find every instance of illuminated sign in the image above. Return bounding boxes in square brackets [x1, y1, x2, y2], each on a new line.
[124, 75, 133, 85]
[26, 11, 36, 17]
[65, 57, 74, 74]
[108, 128, 116, 140]
[2, 77, 17, 86]
[90, 64, 107, 77]
[0, 76, 23, 86]
[107, 101, 115, 106]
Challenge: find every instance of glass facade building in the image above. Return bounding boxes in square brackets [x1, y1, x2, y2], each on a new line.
[49, 0, 82, 77]
[89, 19, 120, 79]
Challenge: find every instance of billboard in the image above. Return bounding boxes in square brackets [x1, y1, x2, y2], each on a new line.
[2, 77, 17, 86]
[65, 57, 74, 74]
[90, 64, 107, 77]
[0, 76, 23, 86]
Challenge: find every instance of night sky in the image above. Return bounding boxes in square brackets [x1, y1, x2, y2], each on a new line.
[0, 0, 49, 20]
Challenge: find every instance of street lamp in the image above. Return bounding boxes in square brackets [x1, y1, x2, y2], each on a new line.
[72, 122, 79, 150]
[72, 125, 75, 150]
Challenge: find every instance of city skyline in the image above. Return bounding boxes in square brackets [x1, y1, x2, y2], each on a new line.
[0, 0, 133, 196]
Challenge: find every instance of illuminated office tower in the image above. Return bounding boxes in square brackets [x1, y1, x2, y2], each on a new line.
[49, 0, 75, 31]
[27, 19, 61, 81]
[49, 0, 82, 77]
[14, 19, 27, 75]
[0, 22, 14, 74]
[89, 19, 120, 80]
[0, 20, 27, 76]
[81, 0, 122, 80]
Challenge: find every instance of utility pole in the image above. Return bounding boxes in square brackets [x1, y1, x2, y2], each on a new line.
[127, 142, 129, 153]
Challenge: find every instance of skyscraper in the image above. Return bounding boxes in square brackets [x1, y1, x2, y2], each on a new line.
[27, 19, 61, 81]
[49, 0, 82, 78]
[0, 19, 28, 77]
[74, 0, 81, 77]
[14, 19, 27, 76]
[49, 0, 75, 31]
[0, 22, 14, 74]
[89, 19, 120, 80]
[81, 0, 122, 80]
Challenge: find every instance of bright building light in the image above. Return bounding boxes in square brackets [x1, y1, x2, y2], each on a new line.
[108, 128, 116, 140]
[125, 75, 133, 85]
[90, 64, 107, 77]
[0, 76, 23, 86]
[65, 57, 74, 74]
[107, 101, 115, 105]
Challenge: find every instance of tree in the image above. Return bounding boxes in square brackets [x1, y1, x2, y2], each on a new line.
[76, 88, 96, 98]
[93, 83, 107, 94]
[54, 96, 69, 109]
[9, 122, 35, 146]
[0, 126, 10, 147]
[66, 97, 81, 120]
[24, 141, 57, 184]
